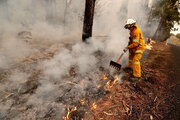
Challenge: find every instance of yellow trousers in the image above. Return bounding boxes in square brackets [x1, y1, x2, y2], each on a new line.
[127, 53, 142, 77]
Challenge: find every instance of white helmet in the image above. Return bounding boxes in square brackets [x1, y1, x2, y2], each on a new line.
[124, 19, 136, 29]
[126, 19, 136, 25]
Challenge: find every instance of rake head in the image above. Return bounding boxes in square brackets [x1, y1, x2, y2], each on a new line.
[110, 60, 122, 71]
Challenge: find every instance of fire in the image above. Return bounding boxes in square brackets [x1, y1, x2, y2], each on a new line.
[100, 74, 108, 81]
[106, 75, 119, 90]
[100, 74, 119, 90]
[63, 106, 77, 120]
[63, 74, 119, 120]
[97, 84, 102, 88]
[80, 80, 85, 86]
[91, 102, 97, 110]
[80, 99, 86, 105]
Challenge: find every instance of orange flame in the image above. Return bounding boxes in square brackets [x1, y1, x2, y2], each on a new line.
[100, 74, 108, 81]
[106, 76, 118, 90]
[80, 99, 86, 105]
[97, 84, 102, 88]
[80, 80, 85, 86]
[63, 106, 77, 120]
[91, 102, 97, 110]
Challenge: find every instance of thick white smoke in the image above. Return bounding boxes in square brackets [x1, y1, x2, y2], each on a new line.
[0, 0, 157, 119]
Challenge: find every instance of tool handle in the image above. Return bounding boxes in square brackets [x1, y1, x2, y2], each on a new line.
[116, 59, 120, 63]
[116, 52, 125, 63]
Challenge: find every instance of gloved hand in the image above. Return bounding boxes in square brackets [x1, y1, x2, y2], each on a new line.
[123, 47, 128, 52]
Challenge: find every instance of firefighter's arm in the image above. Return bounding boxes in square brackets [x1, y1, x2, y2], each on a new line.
[128, 32, 140, 49]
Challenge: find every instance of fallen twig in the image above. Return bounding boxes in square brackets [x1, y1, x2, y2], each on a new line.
[128, 105, 132, 116]
[139, 109, 143, 120]
[105, 105, 121, 111]
[0, 93, 14, 103]
[122, 101, 129, 113]
[103, 111, 118, 116]
[154, 96, 158, 102]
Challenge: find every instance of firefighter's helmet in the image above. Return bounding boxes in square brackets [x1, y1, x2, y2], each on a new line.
[124, 19, 136, 29]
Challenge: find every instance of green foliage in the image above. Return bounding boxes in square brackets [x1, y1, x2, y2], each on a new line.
[152, 0, 180, 23]
[151, 0, 167, 18]
[151, 0, 180, 40]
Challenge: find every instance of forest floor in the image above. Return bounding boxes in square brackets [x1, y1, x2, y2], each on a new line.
[0, 35, 179, 120]
[85, 42, 180, 120]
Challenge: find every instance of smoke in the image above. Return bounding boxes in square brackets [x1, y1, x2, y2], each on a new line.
[0, 0, 158, 119]
[0, 24, 32, 69]
[27, 80, 60, 118]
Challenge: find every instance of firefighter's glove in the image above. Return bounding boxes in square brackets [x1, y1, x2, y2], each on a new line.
[123, 47, 128, 53]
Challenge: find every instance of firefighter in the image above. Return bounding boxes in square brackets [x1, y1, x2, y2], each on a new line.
[123, 19, 146, 81]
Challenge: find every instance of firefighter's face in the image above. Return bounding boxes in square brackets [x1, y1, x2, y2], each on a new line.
[128, 27, 133, 31]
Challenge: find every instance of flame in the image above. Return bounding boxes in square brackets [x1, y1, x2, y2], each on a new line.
[63, 106, 77, 120]
[80, 80, 85, 86]
[106, 76, 118, 90]
[100, 74, 108, 81]
[150, 115, 153, 120]
[91, 102, 97, 110]
[97, 84, 102, 88]
[80, 99, 86, 105]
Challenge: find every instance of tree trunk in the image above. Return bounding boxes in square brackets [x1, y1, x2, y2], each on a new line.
[153, 18, 170, 41]
[152, 0, 176, 41]
[82, 0, 96, 42]
[45, 0, 56, 24]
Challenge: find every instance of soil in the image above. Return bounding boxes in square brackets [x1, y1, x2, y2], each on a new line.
[85, 42, 180, 120]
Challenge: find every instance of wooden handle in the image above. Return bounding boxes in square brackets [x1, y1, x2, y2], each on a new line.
[116, 52, 124, 63]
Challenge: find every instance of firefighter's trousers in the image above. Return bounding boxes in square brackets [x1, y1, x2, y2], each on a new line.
[127, 53, 142, 77]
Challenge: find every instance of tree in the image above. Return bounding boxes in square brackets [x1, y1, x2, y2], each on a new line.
[82, 0, 96, 42]
[45, 0, 57, 24]
[151, 0, 180, 41]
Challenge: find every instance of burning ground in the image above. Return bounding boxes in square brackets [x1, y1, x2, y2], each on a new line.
[0, 30, 180, 120]
[0, 31, 123, 120]
[83, 42, 180, 120]
[0, 1, 179, 119]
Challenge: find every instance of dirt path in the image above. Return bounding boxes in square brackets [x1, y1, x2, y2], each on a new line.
[86, 42, 180, 120]
[167, 44, 180, 119]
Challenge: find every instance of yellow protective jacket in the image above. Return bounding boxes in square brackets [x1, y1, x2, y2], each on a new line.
[128, 24, 146, 54]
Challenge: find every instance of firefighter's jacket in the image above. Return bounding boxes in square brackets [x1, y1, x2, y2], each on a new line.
[128, 24, 146, 54]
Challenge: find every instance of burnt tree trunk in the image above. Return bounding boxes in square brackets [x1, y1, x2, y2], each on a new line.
[82, 0, 96, 42]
